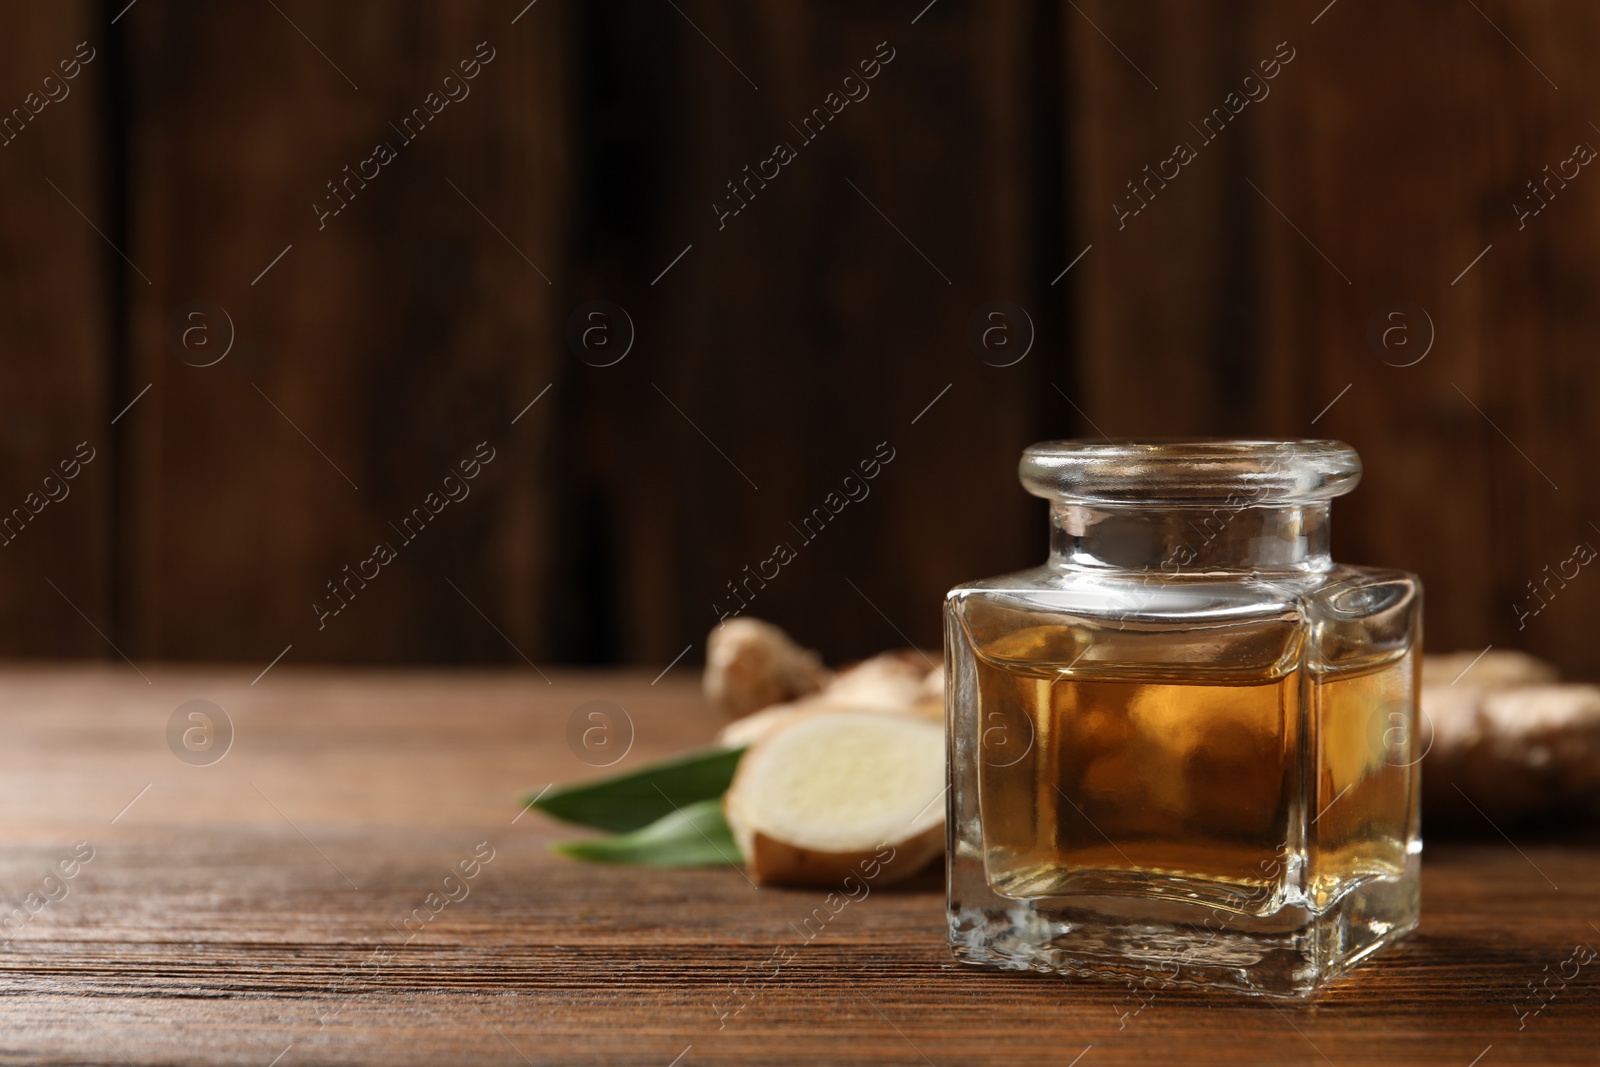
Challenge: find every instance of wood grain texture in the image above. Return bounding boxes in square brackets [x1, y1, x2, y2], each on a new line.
[119, 0, 566, 664]
[0, 669, 1594, 1065]
[1252, 0, 1600, 675]
[596, 0, 1066, 666]
[0, 1, 113, 657]
[1068, 0, 1600, 675]
[0, 0, 1596, 680]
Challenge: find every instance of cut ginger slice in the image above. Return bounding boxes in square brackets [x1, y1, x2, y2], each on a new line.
[724, 710, 946, 887]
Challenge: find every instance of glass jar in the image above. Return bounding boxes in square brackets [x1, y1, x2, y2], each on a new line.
[944, 440, 1421, 998]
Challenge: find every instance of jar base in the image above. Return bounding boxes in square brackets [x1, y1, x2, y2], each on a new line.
[948, 867, 1419, 999]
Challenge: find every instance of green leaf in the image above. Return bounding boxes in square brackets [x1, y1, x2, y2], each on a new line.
[553, 798, 743, 867]
[524, 745, 747, 833]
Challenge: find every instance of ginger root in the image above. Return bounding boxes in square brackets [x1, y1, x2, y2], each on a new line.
[703, 621, 946, 887]
[703, 618, 830, 718]
[714, 649, 944, 748]
[703, 619, 1599, 873]
[1420, 649, 1558, 689]
[723, 709, 945, 887]
[1422, 650, 1600, 825]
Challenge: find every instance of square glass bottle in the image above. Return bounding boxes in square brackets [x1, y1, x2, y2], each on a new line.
[945, 440, 1421, 998]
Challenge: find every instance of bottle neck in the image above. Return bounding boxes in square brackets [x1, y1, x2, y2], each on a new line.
[1048, 501, 1332, 573]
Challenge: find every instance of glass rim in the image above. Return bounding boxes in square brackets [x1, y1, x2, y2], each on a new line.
[1018, 438, 1362, 505]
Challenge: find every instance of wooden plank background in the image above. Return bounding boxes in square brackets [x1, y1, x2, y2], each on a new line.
[1070, 0, 1599, 675]
[0, 0, 1594, 673]
[0, 1, 113, 658]
[120, 0, 567, 665]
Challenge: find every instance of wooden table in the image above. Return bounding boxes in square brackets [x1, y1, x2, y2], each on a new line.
[0, 667, 1595, 1065]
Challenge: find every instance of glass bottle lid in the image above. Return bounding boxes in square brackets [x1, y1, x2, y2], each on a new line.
[1018, 439, 1361, 506]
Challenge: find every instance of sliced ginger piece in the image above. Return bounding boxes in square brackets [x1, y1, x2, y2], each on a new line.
[823, 651, 936, 710]
[704, 618, 831, 718]
[715, 650, 947, 749]
[716, 698, 828, 749]
[724, 710, 945, 887]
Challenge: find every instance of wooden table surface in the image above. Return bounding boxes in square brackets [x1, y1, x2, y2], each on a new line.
[0, 667, 1596, 1066]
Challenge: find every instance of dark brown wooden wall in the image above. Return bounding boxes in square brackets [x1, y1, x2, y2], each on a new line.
[1071, 0, 1600, 678]
[0, 3, 112, 658]
[0, 0, 1594, 676]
